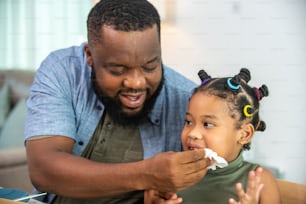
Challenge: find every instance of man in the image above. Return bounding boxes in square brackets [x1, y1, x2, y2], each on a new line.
[25, 0, 209, 203]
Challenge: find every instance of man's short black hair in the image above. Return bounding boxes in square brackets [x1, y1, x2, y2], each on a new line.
[87, 0, 161, 46]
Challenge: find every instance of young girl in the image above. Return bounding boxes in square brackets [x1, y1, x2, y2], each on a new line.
[145, 68, 281, 204]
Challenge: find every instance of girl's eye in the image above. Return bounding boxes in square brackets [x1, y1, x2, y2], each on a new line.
[204, 122, 214, 127]
[184, 119, 192, 126]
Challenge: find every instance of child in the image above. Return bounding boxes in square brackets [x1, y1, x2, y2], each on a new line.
[145, 68, 281, 204]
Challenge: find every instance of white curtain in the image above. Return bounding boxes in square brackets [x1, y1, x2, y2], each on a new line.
[0, 0, 92, 70]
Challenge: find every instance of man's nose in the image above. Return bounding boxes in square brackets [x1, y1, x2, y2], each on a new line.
[123, 68, 146, 89]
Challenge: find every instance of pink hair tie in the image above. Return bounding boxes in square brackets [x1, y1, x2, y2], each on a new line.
[254, 87, 261, 101]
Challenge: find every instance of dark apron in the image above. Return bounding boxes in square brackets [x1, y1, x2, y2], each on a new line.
[53, 113, 144, 204]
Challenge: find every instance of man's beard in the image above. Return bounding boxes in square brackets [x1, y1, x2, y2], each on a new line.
[91, 68, 163, 126]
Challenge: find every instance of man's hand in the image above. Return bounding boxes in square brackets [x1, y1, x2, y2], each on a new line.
[143, 149, 210, 192]
[228, 167, 264, 204]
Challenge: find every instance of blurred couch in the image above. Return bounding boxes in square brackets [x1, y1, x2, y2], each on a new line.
[0, 69, 35, 193]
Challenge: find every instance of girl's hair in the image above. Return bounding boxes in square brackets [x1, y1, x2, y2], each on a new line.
[195, 68, 269, 150]
[87, 0, 160, 46]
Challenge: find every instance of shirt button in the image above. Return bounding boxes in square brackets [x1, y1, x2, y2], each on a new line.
[106, 122, 112, 129]
[78, 141, 84, 146]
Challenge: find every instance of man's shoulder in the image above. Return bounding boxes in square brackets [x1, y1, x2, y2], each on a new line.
[37, 43, 88, 77]
[47, 43, 86, 62]
[34, 43, 90, 93]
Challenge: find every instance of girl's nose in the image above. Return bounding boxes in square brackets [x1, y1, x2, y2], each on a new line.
[188, 128, 203, 140]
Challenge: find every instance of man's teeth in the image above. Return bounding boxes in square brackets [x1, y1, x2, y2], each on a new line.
[127, 96, 139, 101]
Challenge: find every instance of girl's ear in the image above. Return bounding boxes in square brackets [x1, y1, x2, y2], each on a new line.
[238, 123, 255, 145]
[84, 44, 93, 67]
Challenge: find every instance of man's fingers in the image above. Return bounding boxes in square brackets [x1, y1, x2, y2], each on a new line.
[179, 149, 205, 164]
[178, 149, 209, 175]
[147, 150, 209, 192]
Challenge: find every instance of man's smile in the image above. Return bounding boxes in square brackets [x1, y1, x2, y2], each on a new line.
[119, 91, 146, 109]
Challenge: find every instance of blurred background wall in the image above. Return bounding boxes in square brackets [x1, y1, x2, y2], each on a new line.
[158, 0, 306, 185]
[0, 0, 91, 69]
[0, 0, 305, 184]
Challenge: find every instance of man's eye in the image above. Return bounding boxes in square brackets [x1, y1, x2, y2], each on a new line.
[142, 57, 160, 73]
[142, 66, 157, 73]
[107, 66, 126, 76]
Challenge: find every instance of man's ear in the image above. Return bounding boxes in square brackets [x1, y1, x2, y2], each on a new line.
[238, 123, 255, 145]
[84, 44, 93, 67]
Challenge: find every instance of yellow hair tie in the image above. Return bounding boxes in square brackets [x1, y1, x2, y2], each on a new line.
[243, 105, 253, 117]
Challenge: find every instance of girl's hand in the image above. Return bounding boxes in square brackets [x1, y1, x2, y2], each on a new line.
[228, 167, 264, 204]
[144, 189, 183, 204]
